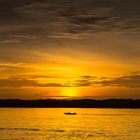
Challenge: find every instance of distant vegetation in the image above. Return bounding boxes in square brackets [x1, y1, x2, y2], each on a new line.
[0, 99, 140, 108]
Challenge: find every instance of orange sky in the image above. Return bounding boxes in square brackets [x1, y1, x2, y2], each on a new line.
[0, 0, 140, 99]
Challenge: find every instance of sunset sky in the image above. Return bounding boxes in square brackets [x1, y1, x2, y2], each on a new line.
[0, 0, 140, 99]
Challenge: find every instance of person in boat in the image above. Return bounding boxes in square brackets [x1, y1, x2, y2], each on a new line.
[64, 112, 76, 115]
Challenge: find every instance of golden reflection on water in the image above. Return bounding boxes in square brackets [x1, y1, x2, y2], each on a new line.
[0, 108, 140, 140]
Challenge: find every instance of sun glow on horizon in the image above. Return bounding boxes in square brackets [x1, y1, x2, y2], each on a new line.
[61, 87, 79, 97]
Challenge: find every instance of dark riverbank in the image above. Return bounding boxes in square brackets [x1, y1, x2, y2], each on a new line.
[0, 99, 140, 108]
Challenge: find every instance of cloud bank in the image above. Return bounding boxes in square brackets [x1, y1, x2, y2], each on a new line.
[0, 72, 139, 88]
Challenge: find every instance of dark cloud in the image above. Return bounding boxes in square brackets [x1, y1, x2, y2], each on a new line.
[71, 73, 140, 88]
[47, 0, 140, 39]
[97, 74, 140, 88]
[0, 78, 41, 87]
[0, 78, 65, 88]
[80, 76, 95, 79]
[74, 75, 95, 87]
[0, 0, 139, 41]
[1, 73, 138, 88]
[44, 83, 64, 87]
[0, 72, 140, 99]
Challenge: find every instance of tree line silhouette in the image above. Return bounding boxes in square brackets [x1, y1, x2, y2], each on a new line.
[0, 99, 140, 108]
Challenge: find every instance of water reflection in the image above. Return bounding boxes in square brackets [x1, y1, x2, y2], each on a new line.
[0, 108, 140, 140]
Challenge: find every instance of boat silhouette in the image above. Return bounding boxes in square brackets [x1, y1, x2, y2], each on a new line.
[64, 112, 77, 115]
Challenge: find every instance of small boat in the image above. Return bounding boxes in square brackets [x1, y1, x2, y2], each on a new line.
[64, 112, 77, 115]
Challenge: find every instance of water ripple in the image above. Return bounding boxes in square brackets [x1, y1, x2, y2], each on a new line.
[47, 129, 65, 132]
[0, 128, 40, 131]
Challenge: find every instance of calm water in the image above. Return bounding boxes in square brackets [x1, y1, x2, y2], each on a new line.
[0, 108, 140, 140]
